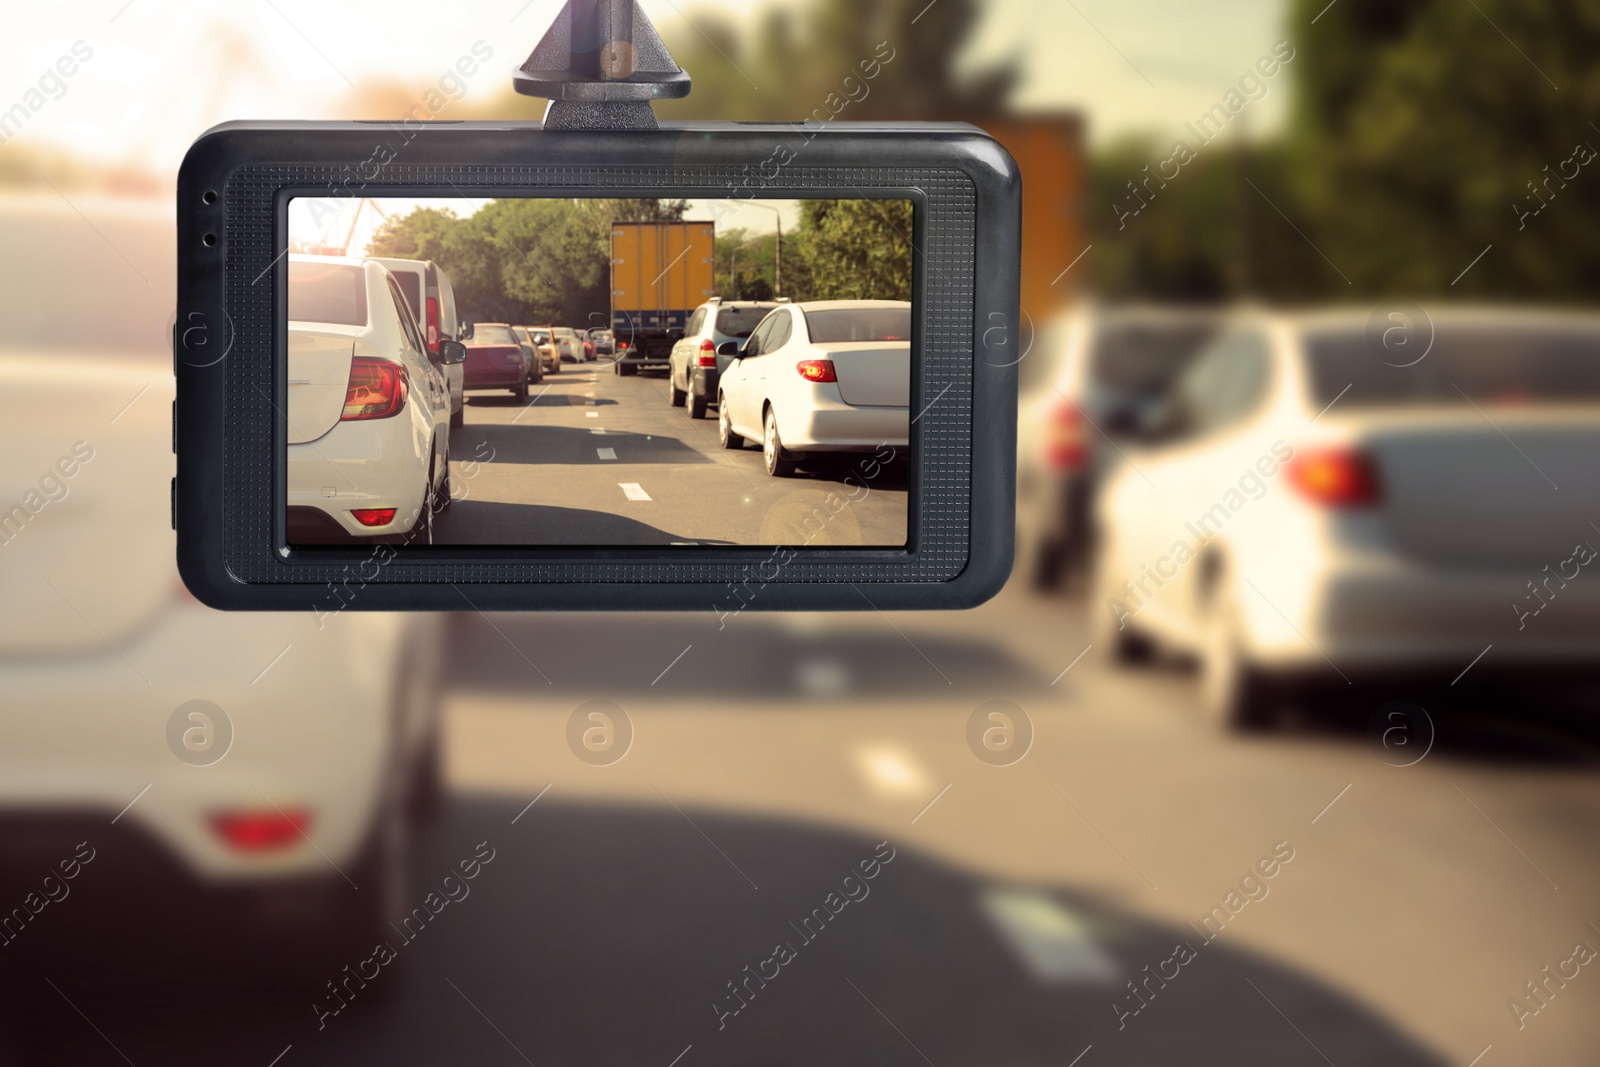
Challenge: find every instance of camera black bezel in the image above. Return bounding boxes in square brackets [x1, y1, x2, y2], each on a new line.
[176, 120, 1020, 611]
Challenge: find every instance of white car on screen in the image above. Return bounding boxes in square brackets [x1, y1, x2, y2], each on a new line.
[717, 300, 911, 477]
[287, 255, 458, 544]
[0, 200, 443, 968]
[551, 326, 586, 363]
[1093, 307, 1600, 729]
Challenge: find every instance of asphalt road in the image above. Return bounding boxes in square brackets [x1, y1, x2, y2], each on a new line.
[7, 588, 1600, 1066]
[435, 361, 910, 547]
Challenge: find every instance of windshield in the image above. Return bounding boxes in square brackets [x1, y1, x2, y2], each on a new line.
[471, 325, 518, 346]
[1304, 325, 1600, 406]
[1089, 321, 1218, 394]
[531, 330, 551, 343]
[710, 307, 773, 339]
[804, 307, 911, 344]
[288, 262, 367, 327]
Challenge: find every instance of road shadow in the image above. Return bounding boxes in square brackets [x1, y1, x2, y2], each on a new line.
[446, 613, 1063, 697]
[467, 393, 619, 409]
[435, 500, 711, 546]
[453, 424, 715, 466]
[0, 797, 1447, 1067]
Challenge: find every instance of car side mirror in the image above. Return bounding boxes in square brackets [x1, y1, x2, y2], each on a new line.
[459, 321, 474, 341]
[438, 340, 468, 365]
[717, 341, 741, 358]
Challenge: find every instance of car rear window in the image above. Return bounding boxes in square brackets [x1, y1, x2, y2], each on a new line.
[388, 272, 422, 323]
[1304, 326, 1600, 406]
[532, 331, 551, 342]
[288, 262, 367, 327]
[804, 307, 912, 344]
[1089, 322, 1218, 393]
[711, 307, 772, 339]
[473, 325, 518, 346]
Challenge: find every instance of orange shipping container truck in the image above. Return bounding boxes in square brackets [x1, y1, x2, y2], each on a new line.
[610, 220, 716, 375]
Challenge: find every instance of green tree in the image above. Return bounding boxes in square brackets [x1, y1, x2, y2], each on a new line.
[791, 199, 912, 301]
[1284, 0, 1600, 298]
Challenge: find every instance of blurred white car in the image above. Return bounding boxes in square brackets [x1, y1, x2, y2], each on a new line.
[1094, 307, 1600, 728]
[718, 300, 911, 477]
[0, 199, 442, 964]
[370, 257, 467, 429]
[1016, 304, 1220, 591]
[551, 326, 586, 363]
[287, 255, 457, 545]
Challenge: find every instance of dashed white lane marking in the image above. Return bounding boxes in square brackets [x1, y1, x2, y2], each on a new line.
[585, 411, 599, 418]
[619, 482, 652, 501]
[584, 390, 596, 397]
[596, 447, 617, 460]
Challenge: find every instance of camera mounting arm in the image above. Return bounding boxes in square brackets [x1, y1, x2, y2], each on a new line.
[513, 0, 691, 131]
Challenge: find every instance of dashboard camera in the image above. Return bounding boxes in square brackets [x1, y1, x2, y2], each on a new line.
[174, 0, 1021, 612]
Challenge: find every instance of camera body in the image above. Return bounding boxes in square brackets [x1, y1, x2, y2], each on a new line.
[175, 120, 1020, 611]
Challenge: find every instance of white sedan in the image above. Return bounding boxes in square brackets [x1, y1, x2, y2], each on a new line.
[717, 300, 911, 477]
[0, 199, 443, 969]
[287, 255, 458, 544]
[1093, 307, 1600, 728]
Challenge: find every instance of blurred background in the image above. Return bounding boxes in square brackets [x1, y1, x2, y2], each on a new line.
[4, 1, 1600, 1064]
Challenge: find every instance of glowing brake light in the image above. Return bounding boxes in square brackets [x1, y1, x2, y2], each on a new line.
[796, 359, 837, 383]
[1287, 448, 1381, 507]
[210, 809, 310, 852]
[1045, 399, 1088, 471]
[341, 357, 408, 421]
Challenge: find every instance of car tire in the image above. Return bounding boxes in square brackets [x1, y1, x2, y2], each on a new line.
[763, 407, 797, 477]
[620, 362, 637, 376]
[434, 461, 453, 513]
[687, 389, 708, 419]
[548, 359, 559, 375]
[669, 373, 687, 407]
[1200, 586, 1281, 731]
[334, 755, 415, 973]
[529, 360, 543, 386]
[718, 397, 745, 449]
[450, 403, 464, 430]
[512, 378, 528, 403]
[408, 461, 436, 545]
[1090, 555, 1157, 666]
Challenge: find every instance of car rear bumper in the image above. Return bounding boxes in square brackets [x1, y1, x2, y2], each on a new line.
[463, 369, 523, 389]
[1245, 562, 1600, 672]
[779, 404, 909, 452]
[690, 366, 720, 395]
[287, 421, 429, 540]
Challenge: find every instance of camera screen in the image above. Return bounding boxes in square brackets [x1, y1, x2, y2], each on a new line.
[283, 196, 914, 549]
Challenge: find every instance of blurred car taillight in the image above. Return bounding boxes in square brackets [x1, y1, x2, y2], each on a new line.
[425, 296, 440, 354]
[698, 338, 717, 367]
[797, 359, 837, 383]
[1045, 399, 1089, 471]
[1288, 447, 1382, 507]
[341, 357, 408, 420]
[351, 508, 397, 527]
[210, 809, 310, 852]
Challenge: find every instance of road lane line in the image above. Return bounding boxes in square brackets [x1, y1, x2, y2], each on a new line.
[597, 447, 618, 460]
[585, 411, 599, 418]
[620, 482, 652, 501]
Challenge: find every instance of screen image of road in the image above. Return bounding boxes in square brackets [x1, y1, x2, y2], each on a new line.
[283, 196, 913, 548]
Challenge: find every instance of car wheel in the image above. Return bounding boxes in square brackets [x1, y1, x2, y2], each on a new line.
[450, 403, 464, 430]
[548, 359, 559, 375]
[512, 378, 528, 403]
[529, 360, 543, 385]
[718, 398, 745, 449]
[687, 388, 708, 419]
[434, 461, 453, 513]
[335, 754, 414, 970]
[668, 371, 686, 407]
[763, 407, 797, 477]
[1199, 586, 1281, 731]
[409, 462, 436, 545]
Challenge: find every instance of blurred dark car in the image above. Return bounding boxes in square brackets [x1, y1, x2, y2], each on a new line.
[463, 323, 530, 402]
[1017, 304, 1222, 591]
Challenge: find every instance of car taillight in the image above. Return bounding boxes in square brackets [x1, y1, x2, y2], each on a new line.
[797, 359, 837, 383]
[698, 338, 718, 367]
[1045, 399, 1089, 471]
[210, 809, 309, 852]
[1287, 447, 1381, 507]
[341, 357, 408, 421]
[619, 340, 631, 350]
[351, 508, 397, 527]
[425, 297, 440, 354]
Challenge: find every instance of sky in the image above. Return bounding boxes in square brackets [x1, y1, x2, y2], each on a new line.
[0, 0, 1291, 172]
